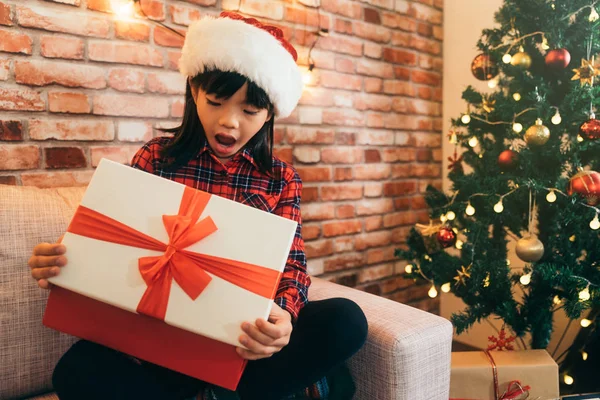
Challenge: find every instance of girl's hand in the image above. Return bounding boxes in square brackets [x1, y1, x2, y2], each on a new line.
[236, 303, 293, 360]
[28, 235, 66, 289]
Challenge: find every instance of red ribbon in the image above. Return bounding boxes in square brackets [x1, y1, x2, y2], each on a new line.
[67, 186, 281, 321]
[485, 351, 531, 400]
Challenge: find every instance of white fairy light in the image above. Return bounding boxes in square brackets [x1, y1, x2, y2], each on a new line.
[441, 283, 451, 293]
[465, 203, 476, 216]
[428, 285, 438, 298]
[546, 190, 557, 203]
[590, 214, 600, 230]
[494, 200, 504, 213]
[520, 273, 531, 285]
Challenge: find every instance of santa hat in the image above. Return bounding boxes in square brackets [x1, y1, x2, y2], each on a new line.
[179, 12, 303, 118]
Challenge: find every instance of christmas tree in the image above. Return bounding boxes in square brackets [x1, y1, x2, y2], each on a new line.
[396, 0, 600, 391]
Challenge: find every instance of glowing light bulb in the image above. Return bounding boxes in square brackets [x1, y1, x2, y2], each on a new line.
[494, 200, 504, 213]
[405, 264, 413, 274]
[303, 72, 313, 85]
[441, 283, 451, 293]
[553, 295, 562, 305]
[440, 214, 448, 223]
[446, 211, 456, 221]
[488, 78, 498, 89]
[428, 285, 438, 298]
[506, 259, 511, 266]
[112, 0, 135, 17]
[469, 136, 479, 147]
[520, 273, 531, 285]
[578, 134, 585, 142]
[461, 114, 471, 124]
[551, 110, 562, 125]
[513, 122, 523, 133]
[564, 375, 574, 385]
[455, 240, 464, 249]
[582, 351, 588, 361]
[579, 286, 591, 301]
[581, 318, 592, 328]
[513, 93, 521, 101]
[466, 203, 476, 216]
[569, 235, 576, 242]
[590, 214, 600, 230]
[546, 190, 557, 203]
[424, 255, 432, 261]
[542, 37, 550, 50]
[590, 7, 599, 22]
[502, 53, 512, 64]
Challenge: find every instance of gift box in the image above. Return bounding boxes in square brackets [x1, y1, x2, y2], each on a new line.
[450, 350, 560, 400]
[43, 159, 298, 390]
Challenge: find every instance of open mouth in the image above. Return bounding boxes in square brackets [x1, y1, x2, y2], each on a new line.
[215, 133, 237, 147]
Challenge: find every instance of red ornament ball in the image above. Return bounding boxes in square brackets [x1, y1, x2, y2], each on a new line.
[471, 54, 499, 81]
[498, 150, 519, 171]
[579, 116, 600, 140]
[545, 48, 571, 70]
[568, 170, 600, 206]
[437, 227, 457, 248]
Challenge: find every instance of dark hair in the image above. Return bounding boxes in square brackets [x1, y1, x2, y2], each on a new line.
[160, 69, 275, 175]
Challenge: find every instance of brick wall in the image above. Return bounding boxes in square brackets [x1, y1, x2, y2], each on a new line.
[0, 0, 443, 313]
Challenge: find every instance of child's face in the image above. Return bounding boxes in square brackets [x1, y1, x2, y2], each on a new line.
[191, 82, 272, 163]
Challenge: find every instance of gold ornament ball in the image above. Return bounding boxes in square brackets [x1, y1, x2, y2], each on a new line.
[511, 51, 532, 69]
[525, 118, 550, 146]
[516, 235, 545, 262]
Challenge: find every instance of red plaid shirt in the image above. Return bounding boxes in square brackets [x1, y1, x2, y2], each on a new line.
[130, 136, 310, 321]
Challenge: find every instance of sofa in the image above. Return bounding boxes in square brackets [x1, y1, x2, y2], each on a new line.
[0, 184, 453, 400]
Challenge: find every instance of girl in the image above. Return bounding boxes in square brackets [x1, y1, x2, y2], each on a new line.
[28, 11, 368, 400]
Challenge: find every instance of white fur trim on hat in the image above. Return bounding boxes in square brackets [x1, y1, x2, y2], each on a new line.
[179, 16, 303, 118]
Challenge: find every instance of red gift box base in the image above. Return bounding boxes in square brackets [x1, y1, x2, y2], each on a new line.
[43, 286, 247, 391]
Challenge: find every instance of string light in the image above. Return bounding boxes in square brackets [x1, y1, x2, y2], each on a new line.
[579, 285, 591, 301]
[551, 109, 562, 125]
[446, 211, 456, 221]
[428, 285, 438, 298]
[455, 240, 464, 249]
[502, 53, 512, 64]
[111, 0, 135, 17]
[405, 264, 413, 274]
[581, 318, 592, 328]
[506, 259, 511, 266]
[553, 295, 562, 305]
[589, 7, 599, 22]
[465, 202, 476, 216]
[582, 351, 588, 361]
[488, 77, 499, 88]
[513, 122, 523, 133]
[577, 134, 585, 142]
[440, 213, 448, 223]
[590, 214, 600, 230]
[520, 273, 531, 285]
[564, 375, 574, 385]
[513, 93, 522, 101]
[441, 283, 451, 293]
[469, 136, 479, 147]
[461, 113, 471, 124]
[569, 235, 576, 242]
[541, 37, 550, 50]
[546, 190, 557, 203]
[494, 200, 504, 213]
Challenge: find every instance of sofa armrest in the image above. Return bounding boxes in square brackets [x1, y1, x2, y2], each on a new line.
[308, 277, 452, 400]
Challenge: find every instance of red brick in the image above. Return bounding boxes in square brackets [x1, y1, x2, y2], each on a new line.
[305, 240, 334, 258]
[0, 88, 45, 112]
[356, 59, 394, 79]
[394, 66, 411, 80]
[49, 92, 91, 114]
[355, 164, 391, 180]
[286, 127, 335, 144]
[180, 0, 216, 6]
[411, 163, 441, 177]
[335, 204, 355, 219]
[273, 147, 292, 164]
[335, 58, 355, 74]
[302, 203, 335, 221]
[394, 197, 411, 210]
[321, 185, 363, 201]
[171, 98, 185, 118]
[356, 198, 394, 215]
[380, 114, 421, 129]
[358, 130, 394, 145]
[0, 58, 8, 81]
[336, 132, 356, 145]
[15, 60, 105, 89]
[333, 93, 353, 108]
[0, 145, 39, 170]
[296, 167, 331, 182]
[0, 175, 16, 185]
[366, 246, 395, 265]
[364, 182, 382, 198]
[334, 237, 355, 253]
[298, 107, 323, 125]
[154, 25, 186, 48]
[21, 171, 93, 188]
[354, 94, 392, 112]
[89, 41, 163, 67]
[86, 0, 112, 12]
[412, 132, 441, 147]
[364, 215, 383, 231]
[391, 165, 411, 178]
[417, 22, 433, 37]
[409, 36, 441, 55]
[302, 224, 321, 240]
[365, 77, 383, 93]
[293, 29, 317, 47]
[323, 219, 362, 237]
[324, 253, 365, 272]
[169, 4, 202, 26]
[148, 71, 186, 95]
[383, 211, 418, 228]
[321, 147, 363, 164]
[44, 147, 86, 169]
[364, 42, 382, 59]
[284, 5, 329, 27]
[137, 0, 166, 21]
[318, 70, 362, 91]
[412, 3, 442, 24]
[316, 35, 363, 56]
[366, 113, 384, 128]
[383, 48, 417, 65]
[395, 131, 413, 146]
[364, 7, 380, 24]
[302, 186, 319, 202]
[118, 121, 153, 142]
[355, 231, 392, 251]
[381, 11, 416, 31]
[17, 5, 110, 38]
[93, 94, 169, 118]
[322, 109, 365, 127]
[418, 87, 432, 100]
[391, 31, 410, 47]
[298, 48, 335, 70]
[383, 181, 417, 196]
[108, 68, 145, 93]
[383, 80, 416, 96]
[167, 51, 182, 70]
[381, 276, 413, 293]
[363, 0, 394, 8]
[115, 21, 150, 42]
[0, 120, 22, 141]
[227, 0, 284, 20]
[46, 0, 81, 6]
[321, 0, 362, 19]
[334, 18, 353, 34]
[433, 25, 443, 40]
[358, 263, 394, 284]
[416, 149, 432, 162]
[40, 36, 84, 60]
[0, 28, 32, 54]
[293, 147, 320, 163]
[412, 70, 441, 86]
[334, 167, 353, 181]
[354, 21, 391, 43]
[0, 2, 11, 26]
[91, 146, 139, 166]
[29, 120, 114, 141]
[364, 149, 381, 163]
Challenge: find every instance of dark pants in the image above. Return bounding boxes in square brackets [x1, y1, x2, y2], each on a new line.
[52, 298, 368, 400]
